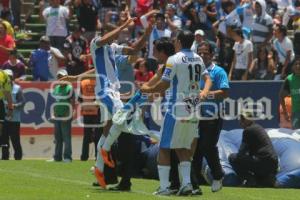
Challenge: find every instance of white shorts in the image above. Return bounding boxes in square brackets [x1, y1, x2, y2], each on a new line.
[159, 112, 198, 149]
[97, 90, 123, 123]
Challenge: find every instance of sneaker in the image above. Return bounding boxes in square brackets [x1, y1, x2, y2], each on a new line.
[109, 183, 131, 191]
[46, 159, 60, 162]
[101, 148, 115, 168]
[94, 167, 107, 189]
[211, 179, 223, 192]
[176, 183, 193, 196]
[192, 188, 203, 196]
[153, 187, 173, 196]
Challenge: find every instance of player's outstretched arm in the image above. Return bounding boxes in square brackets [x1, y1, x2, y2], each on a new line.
[95, 17, 136, 47]
[59, 68, 96, 82]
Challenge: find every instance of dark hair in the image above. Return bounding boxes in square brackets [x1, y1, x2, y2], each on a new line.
[155, 13, 165, 20]
[176, 30, 194, 49]
[9, 49, 18, 56]
[277, 25, 287, 37]
[197, 41, 214, 54]
[155, 37, 175, 57]
[233, 27, 244, 39]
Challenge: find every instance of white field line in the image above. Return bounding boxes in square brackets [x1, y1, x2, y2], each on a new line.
[0, 169, 175, 200]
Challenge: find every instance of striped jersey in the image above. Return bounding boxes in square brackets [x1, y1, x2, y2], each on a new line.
[90, 38, 124, 97]
[162, 49, 207, 118]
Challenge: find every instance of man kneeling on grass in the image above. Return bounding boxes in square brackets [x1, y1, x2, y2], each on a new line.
[228, 111, 278, 187]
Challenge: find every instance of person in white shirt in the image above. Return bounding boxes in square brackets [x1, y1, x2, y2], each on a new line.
[140, 10, 172, 72]
[273, 24, 295, 80]
[141, 30, 212, 196]
[229, 28, 253, 80]
[191, 29, 205, 53]
[41, 0, 72, 50]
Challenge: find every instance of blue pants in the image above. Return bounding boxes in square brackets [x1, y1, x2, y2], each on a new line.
[54, 120, 72, 161]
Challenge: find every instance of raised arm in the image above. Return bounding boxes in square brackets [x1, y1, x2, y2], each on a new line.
[95, 17, 135, 47]
[122, 22, 153, 55]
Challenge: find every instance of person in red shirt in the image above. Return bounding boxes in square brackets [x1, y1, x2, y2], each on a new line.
[134, 58, 154, 87]
[0, 22, 15, 65]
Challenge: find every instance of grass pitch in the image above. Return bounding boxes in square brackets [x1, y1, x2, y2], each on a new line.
[0, 160, 299, 200]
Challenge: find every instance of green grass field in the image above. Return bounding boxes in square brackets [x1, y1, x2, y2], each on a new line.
[0, 160, 299, 200]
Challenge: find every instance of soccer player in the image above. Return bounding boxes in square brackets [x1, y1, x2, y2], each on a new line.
[140, 30, 212, 196]
[88, 14, 153, 188]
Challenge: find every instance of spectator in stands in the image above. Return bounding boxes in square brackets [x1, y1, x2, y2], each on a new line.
[48, 69, 75, 163]
[11, 0, 21, 27]
[104, 10, 135, 44]
[115, 54, 136, 95]
[78, 78, 101, 161]
[280, 58, 300, 129]
[212, 0, 236, 72]
[134, 58, 154, 88]
[0, 10, 14, 37]
[140, 10, 171, 72]
[228, 111, 278, 187]
[30, 36, 65, 81]
[41, 0, 72, 50]
[229, 28, 253, 80]
[74, 0, 101, 42]
[64, 25, 88, 75]
[248, 47, 276, 80]
[98, 0, 120, 22]
[165, 3, 182, 34]
[273, 25, 295, 80]
[292, 10, 300, 56]
[1, 69, 24, 160]
[252, 0, 273, 57]
[188, 0, 217, 41]
[2, 49, 26, 80]
[191, 29, 205, 53]
[0, 21, 15, 66]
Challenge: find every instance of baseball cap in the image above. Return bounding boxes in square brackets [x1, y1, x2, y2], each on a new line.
[40, 35, 50, 43]
[3, 69, 13, 77]
[56, 69, 68, 77]
[195, 29, 205, 36]
[166, 3, 176, 10]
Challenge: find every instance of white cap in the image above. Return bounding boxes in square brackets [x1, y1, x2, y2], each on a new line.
[56, 69, 68, 77]
[3, 69, 13, 77]
[194, 29, 205, 36]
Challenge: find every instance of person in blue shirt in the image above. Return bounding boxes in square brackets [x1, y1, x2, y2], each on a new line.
[192, 41, 229, 193]
[29, 36, 51, 81]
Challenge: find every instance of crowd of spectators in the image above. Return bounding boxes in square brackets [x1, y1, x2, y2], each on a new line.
[0, 0, 299, 82]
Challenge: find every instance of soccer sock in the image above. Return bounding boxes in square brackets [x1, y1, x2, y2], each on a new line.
[179, 161, 191, 186]
[102, 124, 122, 152]
[158, 165, 171, 190]
[98, 135, 106, 150]
[95, 135, 106, 171]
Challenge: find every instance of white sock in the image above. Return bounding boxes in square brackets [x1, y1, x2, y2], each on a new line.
[179, 161, 191, 186]
[158, 165, 170, 190]
[102, 124, 122, 151]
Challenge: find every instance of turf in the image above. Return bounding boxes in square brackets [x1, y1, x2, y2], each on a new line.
[0, 160, 299, 200]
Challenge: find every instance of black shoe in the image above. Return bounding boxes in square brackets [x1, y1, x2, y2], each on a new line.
[109, 183, 131, 191]
[192, 187, 203, 196]
[92, 182, 100, 187]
